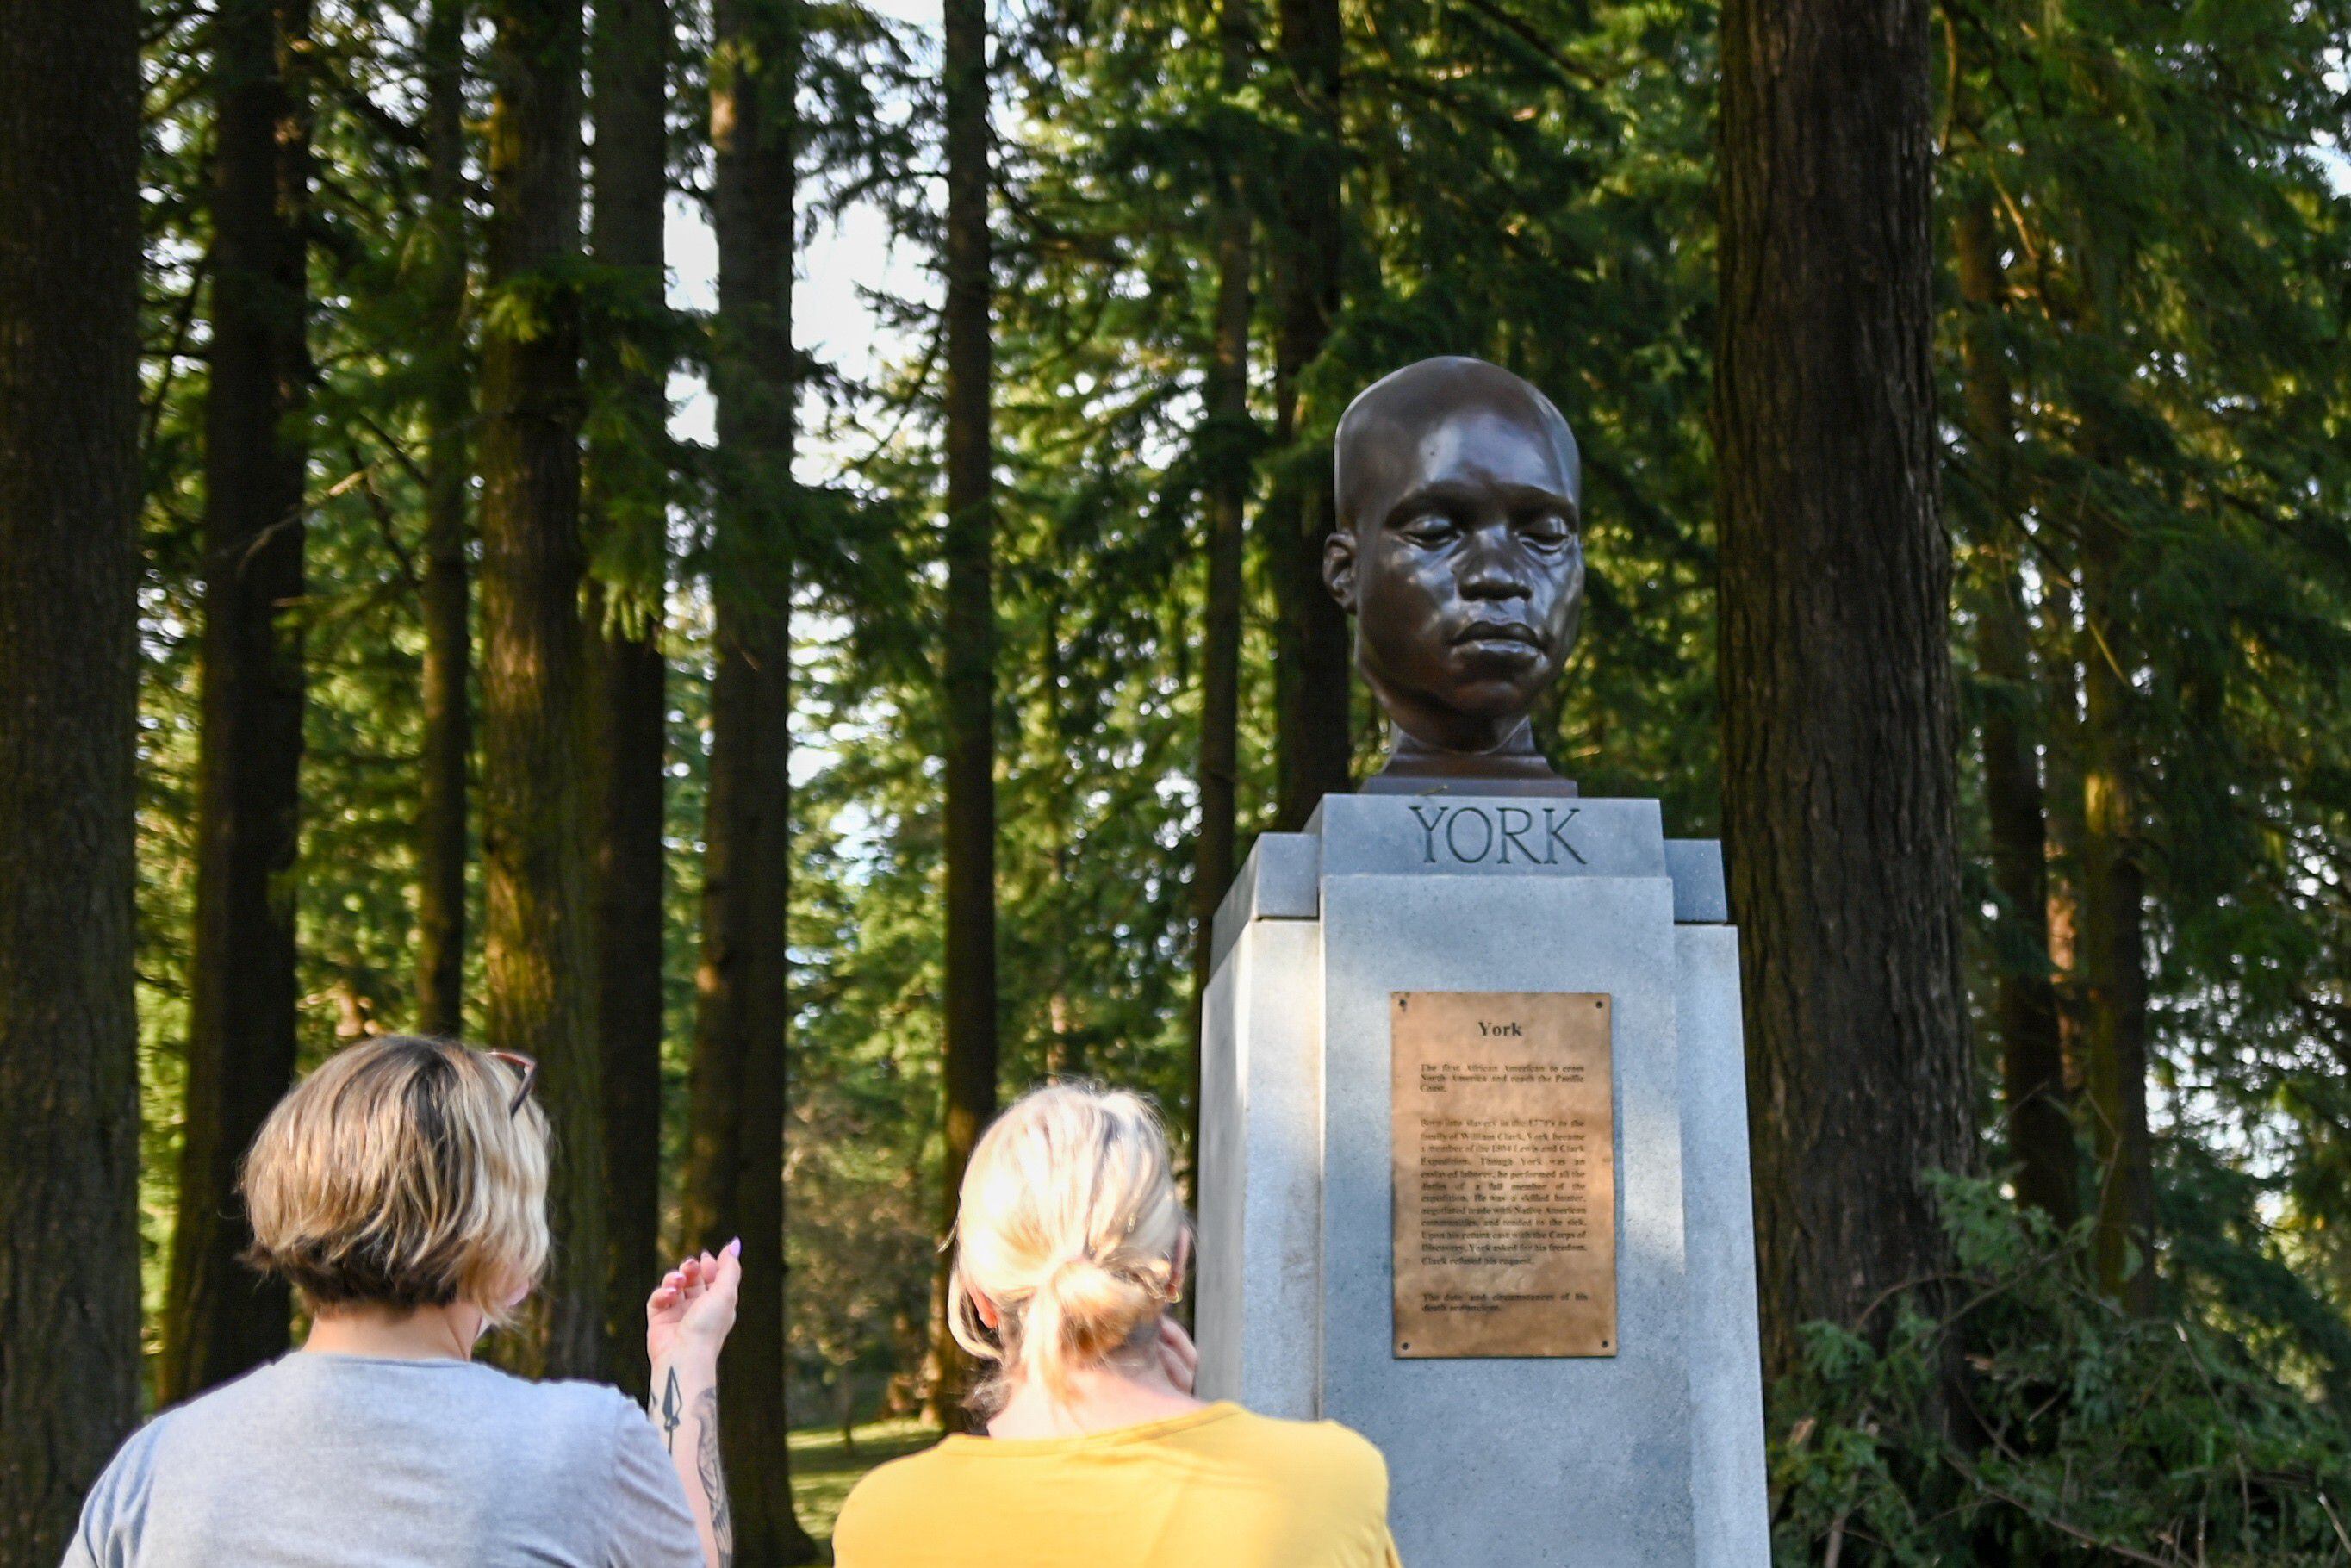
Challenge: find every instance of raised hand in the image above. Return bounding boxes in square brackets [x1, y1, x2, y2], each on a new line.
[646, 1240, 742, 1568]
[647, 1238, 741, 1372]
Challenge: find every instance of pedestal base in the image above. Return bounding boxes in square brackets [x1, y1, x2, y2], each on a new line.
[1197, 794, 1769, 1567]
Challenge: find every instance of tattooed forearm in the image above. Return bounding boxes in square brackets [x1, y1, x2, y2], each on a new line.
[693, 1385, 732, 1568]
[658, 1366, 683, 1453]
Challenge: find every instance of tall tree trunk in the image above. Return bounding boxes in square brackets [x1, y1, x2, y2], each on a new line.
[1265, 0, 1349, 830]
[2050, 54, 2155, 1314]
[587, 0, 670, 1403]
[1188, 0, 1255, 1171]
[2041, 573, 2087, 1098]
[479, 0, 605, 1378]
[162, 0, 314, 1403]
[415, 0, 472, 1039]
[1715, 0, 1975, 1381]
[2079, 476, 2155, 1311]
[1041, 598, 1077, 1082]
[1955, 197, 2076, 1228]
[689, 0, 819, 1552]
[0, 0, 145, 1551]
[931, 0, 999, 1430]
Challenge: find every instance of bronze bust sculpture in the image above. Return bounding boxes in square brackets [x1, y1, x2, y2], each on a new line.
[1323, 356, 1583, 794]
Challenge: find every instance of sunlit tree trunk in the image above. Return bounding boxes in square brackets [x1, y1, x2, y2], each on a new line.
[478, 0, 605, 1378]
[687, 0, 819, 1552]
[163, 0, 314, 1403]
[1188, 0, 1256, 1172]
[0, 0, 145, 1551]
[586, 0, 670, 1402]
[1955, 196, 2076, 1228]
[415, 0, 472, 1039]
[1716, 0, 1975, 1381]
[931, 0, 1000, 1429]
[2041, 574, 2087, 1099]
[2079, 464, 2156, 1313]
[1265, 0, 1349, 829]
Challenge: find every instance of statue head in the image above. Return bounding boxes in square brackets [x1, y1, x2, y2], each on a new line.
[1323, 357, 1584, 783]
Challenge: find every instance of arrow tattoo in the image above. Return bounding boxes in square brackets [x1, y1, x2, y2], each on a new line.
[658, 1366, 683, 1453]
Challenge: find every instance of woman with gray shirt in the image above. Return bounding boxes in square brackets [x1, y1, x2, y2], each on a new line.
[64, 1035, 740, 1568]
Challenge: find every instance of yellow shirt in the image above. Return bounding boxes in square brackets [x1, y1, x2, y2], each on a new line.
[832, 1403, 1403, 1568]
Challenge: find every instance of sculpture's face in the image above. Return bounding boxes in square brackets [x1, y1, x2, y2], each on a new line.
[1327, 401, 1583, 744]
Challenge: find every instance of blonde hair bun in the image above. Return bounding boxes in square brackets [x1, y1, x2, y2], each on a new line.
[948, 1083, 1189, 1408]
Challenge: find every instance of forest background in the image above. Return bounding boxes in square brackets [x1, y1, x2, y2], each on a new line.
[6, 0, 2351, 1561]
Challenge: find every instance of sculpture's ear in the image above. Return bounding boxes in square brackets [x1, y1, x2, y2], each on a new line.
[1324, 528, 1359, 612]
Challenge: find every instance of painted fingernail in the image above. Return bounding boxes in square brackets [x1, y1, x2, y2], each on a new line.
[725, 1236, 743, 1257]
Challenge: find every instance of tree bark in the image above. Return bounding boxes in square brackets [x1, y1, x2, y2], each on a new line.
[1265, 0, 1350, 830]
[1955, 198, 2076, 1229]
[1715, 0, 1975, 1379]
[932, 0, 1000, 1430]
[162, 0, 314, 1403]
[2079, 476, 2156, 1312]
[686, 617, 809, 1559]
[587, 0, 670, 1403]
[0, 0, 146, 1551]
[1188, 0, 1255, 1172]
[479, 0, 605, 1378]
[2040, 573, 2087, 1098]
[687, 0, 818, 1553]
[415, 0, 472, 1039]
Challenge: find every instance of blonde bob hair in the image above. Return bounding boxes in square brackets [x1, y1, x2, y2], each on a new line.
[948, 1082, 1190, 1408]
[240, 1035, 550, 1321]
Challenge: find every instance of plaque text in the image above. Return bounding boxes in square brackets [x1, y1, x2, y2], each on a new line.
[1390, 990, 1617, 1358]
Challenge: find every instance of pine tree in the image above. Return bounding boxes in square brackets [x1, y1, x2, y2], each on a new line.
[687, 0, 820, 1549]
[0, 0, 146, 1550]
[933, 0, 1001, 1427]
[1716, 0, 1976, 1376]
[1264, 0, 1349, 827]
[163, 0, 314, 1403]
[478, 0, 606, 1378]
[586, 0, 672, 1399]
[1952, 190, 2076, 1226]
[1186, 0, 1257, 1160]
[415, 0, 474, 1040]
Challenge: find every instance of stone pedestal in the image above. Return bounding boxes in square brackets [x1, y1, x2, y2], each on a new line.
[1197, 793, 1769, 1567]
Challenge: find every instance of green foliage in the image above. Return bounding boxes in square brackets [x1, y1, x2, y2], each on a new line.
[1773, 1173, 2351, 1565]
[116, 0, 2351, 1488]
[1942, 0, 2351, 1375]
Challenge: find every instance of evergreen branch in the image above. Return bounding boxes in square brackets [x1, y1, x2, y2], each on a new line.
[141, 255, 211, 460]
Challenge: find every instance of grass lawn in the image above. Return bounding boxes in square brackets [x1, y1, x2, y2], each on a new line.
[788, 1416, 941, 1559]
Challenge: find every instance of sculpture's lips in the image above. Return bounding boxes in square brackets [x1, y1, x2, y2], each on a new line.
[1451, 620, 1542, 648]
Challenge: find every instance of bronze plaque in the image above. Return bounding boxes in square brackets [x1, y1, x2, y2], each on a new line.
[1391, 990, 1616, 1358]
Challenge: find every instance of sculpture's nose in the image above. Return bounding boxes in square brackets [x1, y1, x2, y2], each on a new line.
[1458, 527, 1531, 600]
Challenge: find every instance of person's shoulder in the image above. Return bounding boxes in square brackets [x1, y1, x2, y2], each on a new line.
[66, 1389, 205, 1563]
[840, 1440, 957, 1505]
[92, 1403, 176, 1479]
[834, 1440, 958, 1544]
[1212, 1408, 1390, 1495]
[404, 1366, 647, 1469]
[129, 1355, 286, 1444]
[527, 1374, 657, 1446]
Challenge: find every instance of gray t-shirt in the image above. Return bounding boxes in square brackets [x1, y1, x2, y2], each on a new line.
[62, 1352, 702, 1568]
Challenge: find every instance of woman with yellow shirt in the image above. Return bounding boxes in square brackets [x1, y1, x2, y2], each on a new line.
[833, 1082, 1403, 1567]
